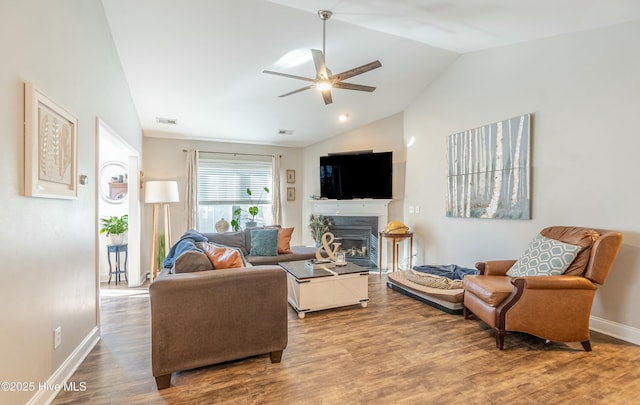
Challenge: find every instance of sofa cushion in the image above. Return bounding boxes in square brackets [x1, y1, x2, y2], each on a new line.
[199, 242, 245, 269]
[249, 229, 279, 256]
[204, 231, 248, 256]
[540, 226, 600, 276]
[277, 227, 294, 254]
[506, 233, 581, 277]
[173, 250, 214, 274]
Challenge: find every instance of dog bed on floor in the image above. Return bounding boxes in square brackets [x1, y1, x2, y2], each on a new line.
[386, 265, 478, 315]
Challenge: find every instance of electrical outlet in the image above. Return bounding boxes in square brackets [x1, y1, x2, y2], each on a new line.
[415, 205, 420, 214]
[54, 326, 62, 349]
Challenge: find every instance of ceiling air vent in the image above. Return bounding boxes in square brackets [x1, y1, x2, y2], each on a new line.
[278, 129, 294, 135]
[156, 117, 178, 125]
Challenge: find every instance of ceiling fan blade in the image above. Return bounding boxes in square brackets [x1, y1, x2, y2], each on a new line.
[278, 85, 315, 97]
[332, 82, 376, 92]
[321, 90, 333, 105]
[263, 70, 316, 83]
[330, 60, 382, 82]
[311, 49, 328, 79]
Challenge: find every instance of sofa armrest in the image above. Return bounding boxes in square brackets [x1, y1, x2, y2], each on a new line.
[149, 265, 288, 380]
[475, 260, 516, 276]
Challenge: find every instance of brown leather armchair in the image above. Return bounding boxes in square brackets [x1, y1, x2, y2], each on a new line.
[462, 226, 622, 351]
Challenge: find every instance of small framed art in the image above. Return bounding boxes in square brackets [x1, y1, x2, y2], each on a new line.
[24, 82, 78, 199]
[286, 169, 295, 183]
[287, 187, 295, 201]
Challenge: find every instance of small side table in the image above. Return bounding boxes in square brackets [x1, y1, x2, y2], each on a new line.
[107, 244, 128, 285]
[378, 231, 413, 275]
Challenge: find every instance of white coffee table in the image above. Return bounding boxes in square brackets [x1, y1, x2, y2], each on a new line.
[280, 261, 369, 318]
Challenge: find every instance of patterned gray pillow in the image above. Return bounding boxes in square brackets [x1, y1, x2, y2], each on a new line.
[507, 233, 582, 277]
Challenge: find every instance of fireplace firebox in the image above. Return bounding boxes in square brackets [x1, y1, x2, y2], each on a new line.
[327, 216, 378, 269]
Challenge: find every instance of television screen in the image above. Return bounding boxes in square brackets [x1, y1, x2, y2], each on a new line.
[320, 151, 392, 199]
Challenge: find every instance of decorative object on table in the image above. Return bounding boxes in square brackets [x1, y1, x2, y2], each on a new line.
[99, 214, 129, 245]
[24, 82, 78, 199]
[315, 231, 341, 261]
[384, 221, 409, 234]
[305, 258, 336, 270]
[286, 169, 295, 183]
[446, 113, 531, 220]
[309, 214, 331, 246]
[145, 180, 180, 280]
[231, 187, 270, 231]
[287, 187, 295, 201]
[335, 251, 347, 266]
[215, 218, 230, 233]
[99, 161, 128, 203]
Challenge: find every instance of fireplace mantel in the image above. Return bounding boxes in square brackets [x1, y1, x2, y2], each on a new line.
[311, 199, 391, 217]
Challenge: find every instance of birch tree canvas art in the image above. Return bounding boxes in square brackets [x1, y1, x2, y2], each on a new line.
[446, 114, 531, 219]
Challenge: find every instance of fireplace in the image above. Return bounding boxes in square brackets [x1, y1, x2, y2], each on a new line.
[327, 216, 378, 268]
[311, 199, 391, 270]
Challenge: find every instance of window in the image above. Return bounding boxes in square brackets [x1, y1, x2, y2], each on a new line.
[197, 158, 273, 232]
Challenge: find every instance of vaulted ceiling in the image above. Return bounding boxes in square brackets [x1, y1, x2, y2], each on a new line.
[101, 0, 640, 147]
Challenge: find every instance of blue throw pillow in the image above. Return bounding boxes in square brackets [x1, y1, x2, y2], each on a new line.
[249, 229, 279, 256]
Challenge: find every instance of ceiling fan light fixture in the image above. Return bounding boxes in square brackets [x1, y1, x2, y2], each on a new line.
[316, 81, 332, 91]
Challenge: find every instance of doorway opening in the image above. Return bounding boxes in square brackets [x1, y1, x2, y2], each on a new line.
[96, 118, 142, 289]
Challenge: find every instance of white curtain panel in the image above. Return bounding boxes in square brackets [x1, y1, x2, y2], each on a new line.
[272, 155, 282, 225]
[186, 149, 199, 230]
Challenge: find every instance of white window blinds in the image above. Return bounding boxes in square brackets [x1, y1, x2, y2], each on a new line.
[198, 159, 272, 205]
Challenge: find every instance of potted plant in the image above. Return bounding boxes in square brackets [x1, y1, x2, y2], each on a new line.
[99, 214, 128, 245]
[309, 214, 331, 246]
[231, 187, 270, 231]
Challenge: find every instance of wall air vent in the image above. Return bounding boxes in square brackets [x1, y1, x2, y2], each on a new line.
[278, 129, 294, 135]
[156, 117, 178, 125]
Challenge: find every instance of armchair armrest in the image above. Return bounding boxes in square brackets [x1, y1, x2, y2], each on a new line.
[476, 260, 516, 276]
[498, 275, 599, 343]
[511, 276, 597, 291]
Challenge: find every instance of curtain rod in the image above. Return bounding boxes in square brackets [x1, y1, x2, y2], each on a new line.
[182, 149, 279, 158]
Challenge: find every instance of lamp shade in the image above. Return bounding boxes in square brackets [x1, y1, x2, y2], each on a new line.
[145, 180, 179, 203]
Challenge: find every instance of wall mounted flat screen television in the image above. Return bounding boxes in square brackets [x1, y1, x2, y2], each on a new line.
[320, 151, 392, 199]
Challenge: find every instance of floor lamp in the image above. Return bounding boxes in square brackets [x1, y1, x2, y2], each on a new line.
[145, 180, 180, 280]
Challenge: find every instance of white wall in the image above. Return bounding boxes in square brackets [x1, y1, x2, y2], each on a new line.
[301, 113, 406, 246]
[404, 21, 640, 336]
[141, 136, 304, 276]
[0, 1, 142, 404]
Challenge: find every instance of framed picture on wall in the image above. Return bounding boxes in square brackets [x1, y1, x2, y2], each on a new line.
[287, 187, 295, 201]
[286, 169, 295, 183]
[24, 82, 78, 199]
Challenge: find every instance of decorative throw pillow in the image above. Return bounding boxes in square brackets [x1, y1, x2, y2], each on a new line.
[249, 228, 279, 256]
[507, 233, 582, 277]
[199, 242, 245, 269]
[173, 250, 214, 274]
[278, 227, 294, 254]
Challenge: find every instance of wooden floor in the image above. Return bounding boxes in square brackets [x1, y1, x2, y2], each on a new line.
[53, 275, 640, 405]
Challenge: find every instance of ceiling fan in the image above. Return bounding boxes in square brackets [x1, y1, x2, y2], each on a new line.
[263, 10, 382, 105]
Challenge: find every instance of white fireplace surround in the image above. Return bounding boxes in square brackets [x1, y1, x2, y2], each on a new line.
[311, 199, 391, 235]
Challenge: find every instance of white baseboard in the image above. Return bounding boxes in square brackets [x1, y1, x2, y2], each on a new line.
[27, 326, 100, 405]
[590, 316, 640, 346]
